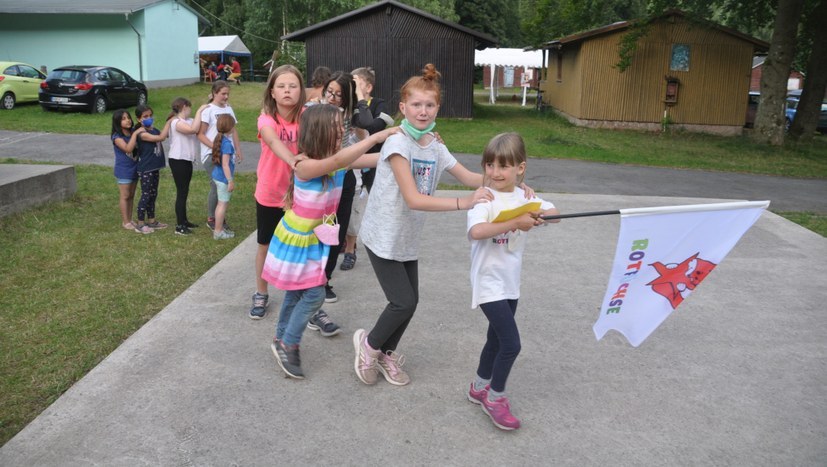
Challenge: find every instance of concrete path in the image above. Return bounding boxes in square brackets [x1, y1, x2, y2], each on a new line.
[1, 130, 826, 464]
[1, 130, 825, 213]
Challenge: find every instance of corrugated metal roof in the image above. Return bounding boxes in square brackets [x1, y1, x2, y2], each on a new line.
[543, 9, 768, 52]
[282, 0, 497, 48]
[0, 0, 208, 23]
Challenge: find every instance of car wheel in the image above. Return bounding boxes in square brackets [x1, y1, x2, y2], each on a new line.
[137, 91, 147, 107]
[1, 92, 15, 110]
[92, 96, 107, 114]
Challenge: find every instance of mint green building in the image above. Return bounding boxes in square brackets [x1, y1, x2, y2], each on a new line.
[0, 0, 208, 88]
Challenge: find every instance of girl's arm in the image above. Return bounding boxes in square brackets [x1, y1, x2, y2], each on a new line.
[174, 104, 209, 135]
[222, 153, 235, 192]
[113, 128, 145, 156]
[259, 125, 300, 166]
[469, 212, 542, 240]
[139, 121, 171, 142]
[389, 155, 493, 212]
[232, 127, 243, 163]
[446, 162, 484, 188]
[293, 127, 397, 180]
[197, 118, 211, 147]
[350, 153, 379, 170]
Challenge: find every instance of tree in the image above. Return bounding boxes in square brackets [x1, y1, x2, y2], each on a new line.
[751, 0, 805, 145]
[456, 0, 521, 46]
[521, 0, 647, 47]
[788, 0, 827, 141]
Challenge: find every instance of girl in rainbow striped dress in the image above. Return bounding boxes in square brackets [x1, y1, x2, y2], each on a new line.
[262, 104, 397, 379]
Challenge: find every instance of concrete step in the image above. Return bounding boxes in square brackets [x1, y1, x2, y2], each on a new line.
[0, 164, 76, 218]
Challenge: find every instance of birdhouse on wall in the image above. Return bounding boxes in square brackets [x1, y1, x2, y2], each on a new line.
[664, 75, 680, 105]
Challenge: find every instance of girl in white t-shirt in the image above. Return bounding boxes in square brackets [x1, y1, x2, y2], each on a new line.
[197, 80, 243, 231]
[353, 65, 535, 388]
[166, 97, 207, 235]
[466, 132, 559, 431]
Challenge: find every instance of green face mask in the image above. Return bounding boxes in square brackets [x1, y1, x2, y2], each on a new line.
[401, 118, 436, 140]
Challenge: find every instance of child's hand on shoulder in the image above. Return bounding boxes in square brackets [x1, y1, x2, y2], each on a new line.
[519, 182, 536, 199]
[464, 186, 494, 209]
[374, 126, 401, 143]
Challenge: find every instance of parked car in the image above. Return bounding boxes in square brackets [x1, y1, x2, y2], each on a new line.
[39, 66, 148, 113]
[0, 61, 47, 110]
[785, 90, 827, 133]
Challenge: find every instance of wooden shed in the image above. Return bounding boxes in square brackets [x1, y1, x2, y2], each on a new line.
[281, 0, 497, 118]
[540, 10, 769, 135]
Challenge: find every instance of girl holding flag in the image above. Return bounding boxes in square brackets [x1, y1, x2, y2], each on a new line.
[465, 132, 559, 430]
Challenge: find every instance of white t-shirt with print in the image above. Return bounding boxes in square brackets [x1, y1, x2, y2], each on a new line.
[199, 104, 237, 164]
[360, 131, 457, 261]
[467, 187, 554, 308]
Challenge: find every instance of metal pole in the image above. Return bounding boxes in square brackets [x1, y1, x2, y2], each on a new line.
[540, 210, 620, 220]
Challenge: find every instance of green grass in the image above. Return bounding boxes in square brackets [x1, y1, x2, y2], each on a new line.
[6, 82, 827, 178]
[0, 162, 256, 445]
[1, 83, 825, 447]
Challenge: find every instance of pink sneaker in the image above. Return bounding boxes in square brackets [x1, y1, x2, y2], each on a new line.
[481, 395, 521, 430]
[377, 350, 410, 386]
[467, 383, 489, 405]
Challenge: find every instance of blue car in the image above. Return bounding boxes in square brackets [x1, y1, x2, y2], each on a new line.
[785, 90, 827, 133]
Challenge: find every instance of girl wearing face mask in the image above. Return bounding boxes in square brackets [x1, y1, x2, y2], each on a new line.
[133, 104, 171, 234]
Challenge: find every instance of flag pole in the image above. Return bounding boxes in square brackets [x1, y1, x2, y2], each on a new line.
[540, 210, 620, 220]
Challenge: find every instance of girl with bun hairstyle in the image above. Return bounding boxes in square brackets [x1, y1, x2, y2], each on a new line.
[352, 64, 534, 387]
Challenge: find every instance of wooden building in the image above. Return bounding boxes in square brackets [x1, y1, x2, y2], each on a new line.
[540, 10, 769, 135]
[282, 0, 496, 118]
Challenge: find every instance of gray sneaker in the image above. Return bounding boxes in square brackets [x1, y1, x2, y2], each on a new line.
[353, 329, 380, 385]
[307, 309, 341, 337]
[271, 339, 304, 379]
[249, 292, 268, 320]
[213, 229, 235, 240]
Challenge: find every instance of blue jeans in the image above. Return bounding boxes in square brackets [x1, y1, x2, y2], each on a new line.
[476, 299, 521, 393]
[276, 286, 325, 346]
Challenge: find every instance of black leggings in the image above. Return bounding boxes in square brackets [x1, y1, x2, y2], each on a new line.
[366, 247, 419, 353]
[137, 170, 160, 221]
[169, 158, 193, 226]
[477, 299, 521, 393]
[324, 170, 356, 281]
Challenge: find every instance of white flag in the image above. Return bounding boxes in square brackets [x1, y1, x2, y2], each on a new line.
[594, 201, 769, 347]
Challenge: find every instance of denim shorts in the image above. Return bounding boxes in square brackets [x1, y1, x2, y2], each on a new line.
[117, 177, 137, 185]
[215, 180, 233, 202]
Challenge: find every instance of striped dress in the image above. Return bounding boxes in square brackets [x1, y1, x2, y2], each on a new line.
[261, 168, 345, 291]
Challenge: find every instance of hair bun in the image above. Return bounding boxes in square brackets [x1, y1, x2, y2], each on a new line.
[421, 63, 441, 82]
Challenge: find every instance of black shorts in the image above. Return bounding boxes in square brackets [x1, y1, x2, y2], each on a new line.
[256, 201, 285, 245]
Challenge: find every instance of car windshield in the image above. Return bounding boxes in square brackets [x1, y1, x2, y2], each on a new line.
[47, 69, 87, 83]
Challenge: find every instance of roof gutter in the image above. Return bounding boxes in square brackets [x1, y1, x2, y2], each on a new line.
[124, 12, 144, 81]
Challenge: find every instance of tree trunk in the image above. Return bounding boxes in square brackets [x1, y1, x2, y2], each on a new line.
[752, 0, 805, 145]
[788, 0, 827, 142]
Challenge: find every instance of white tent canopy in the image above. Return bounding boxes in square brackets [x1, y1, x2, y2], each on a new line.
[198, 35, 251, 57]
[475, 48, 544, 105]
[474, 48, 543, 68]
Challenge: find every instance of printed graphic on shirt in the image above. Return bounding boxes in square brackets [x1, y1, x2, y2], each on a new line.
[411, 158, 436, 195]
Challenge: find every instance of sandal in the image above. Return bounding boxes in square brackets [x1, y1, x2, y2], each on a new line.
[146, 221, 168, 229]
[134, 224, 155, 234]
[122, 222, 136, 230]
[340, 252, 357, 271]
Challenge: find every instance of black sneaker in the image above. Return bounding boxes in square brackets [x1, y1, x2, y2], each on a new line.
[307, 309, 341, 337]
[183, 221, 199, 229]
[175, 224, 192, 235]
[271, 339, 304, 379]
[206, 218, 216, 230]
[325, 285, 338, 303]
[249, 292, 268, 320]
[340, 252, 356, 270]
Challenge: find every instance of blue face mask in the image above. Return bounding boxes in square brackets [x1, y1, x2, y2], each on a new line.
[142, 117, 154, 127]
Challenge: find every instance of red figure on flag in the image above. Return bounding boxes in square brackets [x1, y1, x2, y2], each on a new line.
[647, 253, 717, 309]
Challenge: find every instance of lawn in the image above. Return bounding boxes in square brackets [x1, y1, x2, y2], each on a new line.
[1, 82, 825, 446]
[5, 82, 827, 179]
